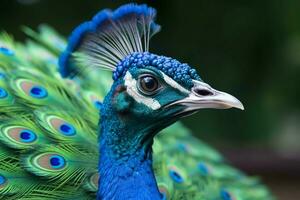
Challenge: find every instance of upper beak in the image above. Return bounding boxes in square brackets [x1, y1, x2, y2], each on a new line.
[166, 80, 244, 112]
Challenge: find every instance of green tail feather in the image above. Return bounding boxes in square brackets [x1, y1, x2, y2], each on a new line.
[0, 118, 47, 149]
[23, 25, 66, 56]
[34, 108, 98, 146]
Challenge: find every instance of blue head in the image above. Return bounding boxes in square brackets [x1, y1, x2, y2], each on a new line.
[59, 4, 243, 155]
[100, 52, 243, 154]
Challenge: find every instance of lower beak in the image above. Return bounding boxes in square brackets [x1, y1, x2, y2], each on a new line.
[166, 80, 244, 112]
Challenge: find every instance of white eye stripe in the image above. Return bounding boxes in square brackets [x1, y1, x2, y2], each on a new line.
[123, 71, 190, 110]
[161, 73, 189, 94]
[124, 72, 161, 110]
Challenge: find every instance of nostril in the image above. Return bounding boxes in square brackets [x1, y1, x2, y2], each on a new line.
[193, 88, 214, 96]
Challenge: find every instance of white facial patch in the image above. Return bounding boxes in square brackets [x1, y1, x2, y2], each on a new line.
[124, 72, 161, 110]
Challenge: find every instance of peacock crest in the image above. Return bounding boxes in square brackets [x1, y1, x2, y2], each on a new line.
[59, 4, 160, 76]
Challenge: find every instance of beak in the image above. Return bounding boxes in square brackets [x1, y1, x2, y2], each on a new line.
[166, 80, 244, 112]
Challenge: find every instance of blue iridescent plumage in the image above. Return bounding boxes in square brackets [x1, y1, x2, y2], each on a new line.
[0, 87, 8, 98]
[0, 46, 14, 56]
[113, 52, 201, 88]
[0, 3, 273, 200]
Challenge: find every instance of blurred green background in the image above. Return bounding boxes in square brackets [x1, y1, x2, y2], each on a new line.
[1, 0, 300, 199]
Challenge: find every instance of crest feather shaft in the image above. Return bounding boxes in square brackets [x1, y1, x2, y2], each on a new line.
[59, 4, 160, 77]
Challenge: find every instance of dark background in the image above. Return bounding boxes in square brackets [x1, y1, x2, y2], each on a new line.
[1, 0, 300, 199]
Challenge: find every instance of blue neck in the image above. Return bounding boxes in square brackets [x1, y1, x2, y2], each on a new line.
[97, 102, 161, 200]
[97, 141, 161, 200]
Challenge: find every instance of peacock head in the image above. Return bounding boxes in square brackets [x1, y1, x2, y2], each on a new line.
[59, 4, 243, 148]
[103, 51, 243, 132]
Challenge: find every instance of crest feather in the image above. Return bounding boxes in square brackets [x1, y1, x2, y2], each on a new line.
[59, 3, 160, 77]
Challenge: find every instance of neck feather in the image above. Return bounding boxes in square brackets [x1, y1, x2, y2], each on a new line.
[97, 106, 161, 200]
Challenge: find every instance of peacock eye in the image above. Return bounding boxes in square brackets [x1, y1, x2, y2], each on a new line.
[138, 75, 160, 95]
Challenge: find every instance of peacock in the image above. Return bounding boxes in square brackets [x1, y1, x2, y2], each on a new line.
[0, 3, 274, 200]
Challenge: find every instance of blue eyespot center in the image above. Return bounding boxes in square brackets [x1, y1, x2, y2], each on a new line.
[0, 174, 6, 185]
[59, 123, 76, 136]
[0, 73, 5, 79]
[0, 47, 14, 56]
[20, 130, 37, 143]
[177, 143, 187, 152]
[169, 169, 184, 183]
[0, 87, 8, 98]
[221, 189, 233, 200]
[29, 86, 48, 98]
[198, 162, 209, 175]
[94, 100, 102, 110]
[49, 155, 66, 169]
[160, 192, 167, 200]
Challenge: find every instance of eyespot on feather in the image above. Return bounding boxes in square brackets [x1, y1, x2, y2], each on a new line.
[221, 189, 236, 200]
[87, 93, 102, 110]
[0, 84, 14, 107]
[93, 100, 102, 110]
[0, 87, 8, 99]
[158, 184, 170, 200]
[197, 162, 211, 176]
[84, 172, 99, 192]
[0, 174, 8, 189]
[0, 46, 14, 56]
[31, 153, 67, 171]
[168, 166, 184, 184]
[1, 126, 38, 148]
[0, 72, 6, 79]
[16, 79, 48, 99]
[89, 173, 99, 191]
[47, 116, 76, 136]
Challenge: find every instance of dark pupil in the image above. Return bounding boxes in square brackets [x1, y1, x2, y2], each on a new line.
[50, 157, 60, 166]
[20, 131, 31, 140]
[31, 87, 42, 95]
[172, 171, 181, 180]
[141, 76, 157, 92]
[60, 124, 70, 133]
